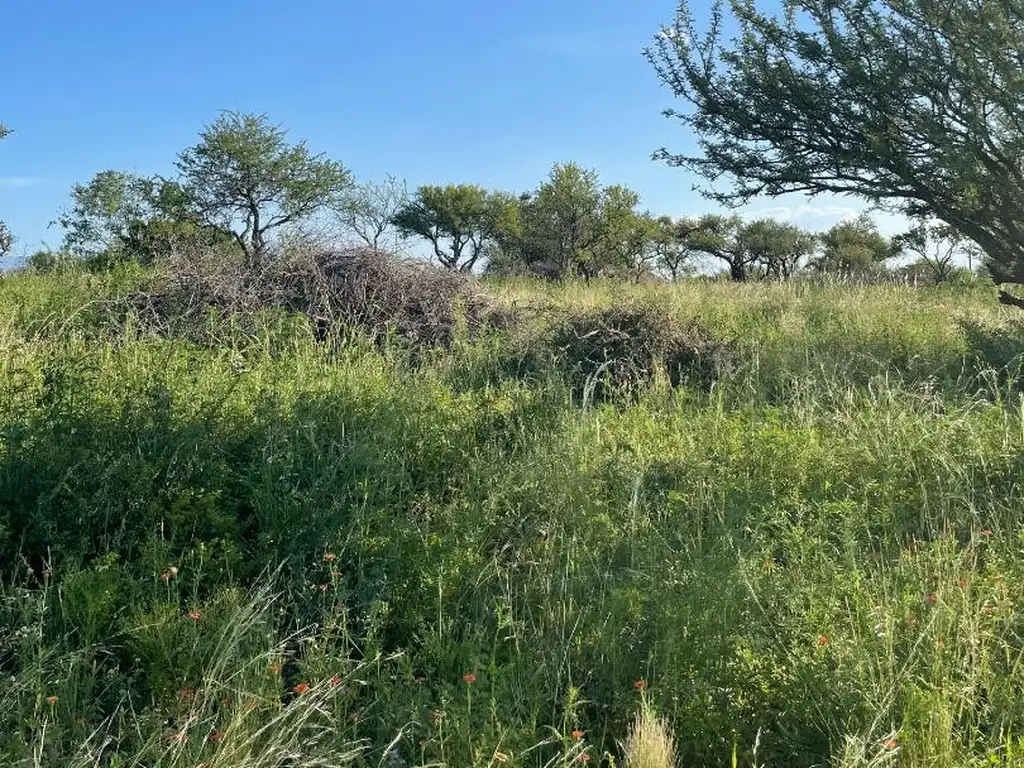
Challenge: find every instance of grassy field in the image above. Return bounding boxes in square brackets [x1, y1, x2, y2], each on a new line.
[2, 268, 1024, 767]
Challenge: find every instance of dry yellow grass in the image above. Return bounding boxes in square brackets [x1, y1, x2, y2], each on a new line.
[623, 705, 677, 768]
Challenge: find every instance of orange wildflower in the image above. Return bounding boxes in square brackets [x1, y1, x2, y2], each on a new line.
[463, 673, 476, 684]
[817, 635, 829, 646]
[208, 730, 224, 743]
[882, 738, 898, 750]
[186, 610, 201, 622]
[324, 552, 337, 562]
[572, 729, 585, 741]
[578, 753, 591, 763]
[633, 679, 647, 690]
[293, 682, 310, 694]
[329, 675, 341, 687]
[45, 695, 58, 705]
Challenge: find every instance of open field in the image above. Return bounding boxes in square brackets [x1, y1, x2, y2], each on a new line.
[3, 270, 1024, 767]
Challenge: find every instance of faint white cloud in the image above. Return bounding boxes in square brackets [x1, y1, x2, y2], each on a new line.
[739, 202, 861, 225]
[0, 176, 42, 189]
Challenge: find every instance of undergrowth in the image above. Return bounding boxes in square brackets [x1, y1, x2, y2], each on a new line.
[1, 269, 1023, 767]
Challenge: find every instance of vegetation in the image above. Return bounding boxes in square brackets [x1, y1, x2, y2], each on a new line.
[1, 265, 1024, 767]
[645, 0, 1024, 301]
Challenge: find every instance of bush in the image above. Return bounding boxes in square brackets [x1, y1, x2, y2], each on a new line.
[544, 302, 733, 400]
[135, 246, 499, 349]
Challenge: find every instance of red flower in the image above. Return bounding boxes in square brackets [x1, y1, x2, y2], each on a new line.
[633, 679, 647, 690]
[324, 552, 338, 562]
[578, 753, 591, 763]
[882, 738, 898, 750]
[45, 695, 58, 705]
[293, 682, 310, 695]
[817, 635, 829, 646]
[572, 729, 585, 741]
[329, 675, 341, 687]
[186, 610, 201, 622]
[463, 673, 476, 685]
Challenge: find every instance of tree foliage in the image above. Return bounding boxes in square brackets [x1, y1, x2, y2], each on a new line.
[175, 111, 351, 267]
[646, 0, 1024, 301]
[0, 123, 10, 259]
[333, 174, 410, 252]
[688, 215, 814, 281]
[393, 184, 515, 272]
[815, 215, 899, 274]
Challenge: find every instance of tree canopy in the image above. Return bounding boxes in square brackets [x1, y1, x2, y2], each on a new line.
[175, 111, 350, 267]
[646, 0, 1024, 302]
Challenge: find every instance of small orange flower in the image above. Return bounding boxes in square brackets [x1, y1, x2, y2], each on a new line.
[178, 688, 195, 698]
[208, 730, 224, 743]
[572, 729, 585, 741]
[293, 682, 310, 694]
[578, 753, 591, 763]
[882, 738, 898, 750]
[957, 578, 969, 590]
[463, 673, 476, 685]
[45, 695, 58, 705]
[324, 552, 337, 562]
[980, 529, 993, 536]
[186, 610, 201, 622]
[329, 675, 341, 687]
[817, 635, 829, 646]
[633, 679, 647, 690]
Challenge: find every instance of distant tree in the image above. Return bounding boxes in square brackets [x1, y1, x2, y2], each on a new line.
[652, 216, 700, 281]
[333, 174, 410, 252]
[687, 215, 812, 280]
[175, 111, 351, 268]
[392, 184, 516, 272]
[58, 171, 156, 258]
[0, 221, 12, 260]
[815, 215, 899, 274]
[646, 0, 1024, 305]
[0, 123, 11, 259]
[517, 163, 646, 278]
[894, 223, 982, 284]
[596, 196, 658, 281]
[740, 219, 816, 279]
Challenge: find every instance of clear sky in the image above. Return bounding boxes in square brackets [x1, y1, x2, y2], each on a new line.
[0, 0, 896, 260]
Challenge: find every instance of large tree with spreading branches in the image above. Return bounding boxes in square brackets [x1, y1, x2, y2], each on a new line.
[646, 0, 1024, 305]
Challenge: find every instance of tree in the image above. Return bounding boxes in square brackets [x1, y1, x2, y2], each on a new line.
[175, 112, 351, 268]
[0, 221, 12, 260]
[58, 171, 156, 258]
[815, 215, 899, 274]
[652, 216, 700, 281]
[392, 184, 515, 272]
[0, 123, 10, 259]
[516, 164, 646, 278]
[646, 0, 1024, 304]
[688, 215, 751, 281]
[333, 174, 410, 252]
[740, 219, 816, 279]
[894, 222, 982, 284]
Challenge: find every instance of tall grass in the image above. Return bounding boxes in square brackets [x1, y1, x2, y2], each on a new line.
[1, 272, 1023, 766]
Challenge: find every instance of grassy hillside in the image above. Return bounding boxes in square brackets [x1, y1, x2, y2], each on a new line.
[2, 269, 1024, 767]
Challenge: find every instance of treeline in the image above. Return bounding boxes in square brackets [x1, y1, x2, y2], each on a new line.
[17, 112, 978, 284]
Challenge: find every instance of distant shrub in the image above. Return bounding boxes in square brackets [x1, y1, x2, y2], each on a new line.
[544, 303, 733, 400]
[136, 245, 500, 348]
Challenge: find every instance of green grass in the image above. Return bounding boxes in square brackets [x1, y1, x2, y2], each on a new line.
[2, 270, 1024, 766]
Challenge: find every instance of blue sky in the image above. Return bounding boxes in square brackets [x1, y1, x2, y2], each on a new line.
[0, 0, 892, 259]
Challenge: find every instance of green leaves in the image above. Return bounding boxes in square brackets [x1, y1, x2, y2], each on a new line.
[646, 0, 1024, 298]
[175, 112, 351, 266]
[393, 184, 514, 272]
